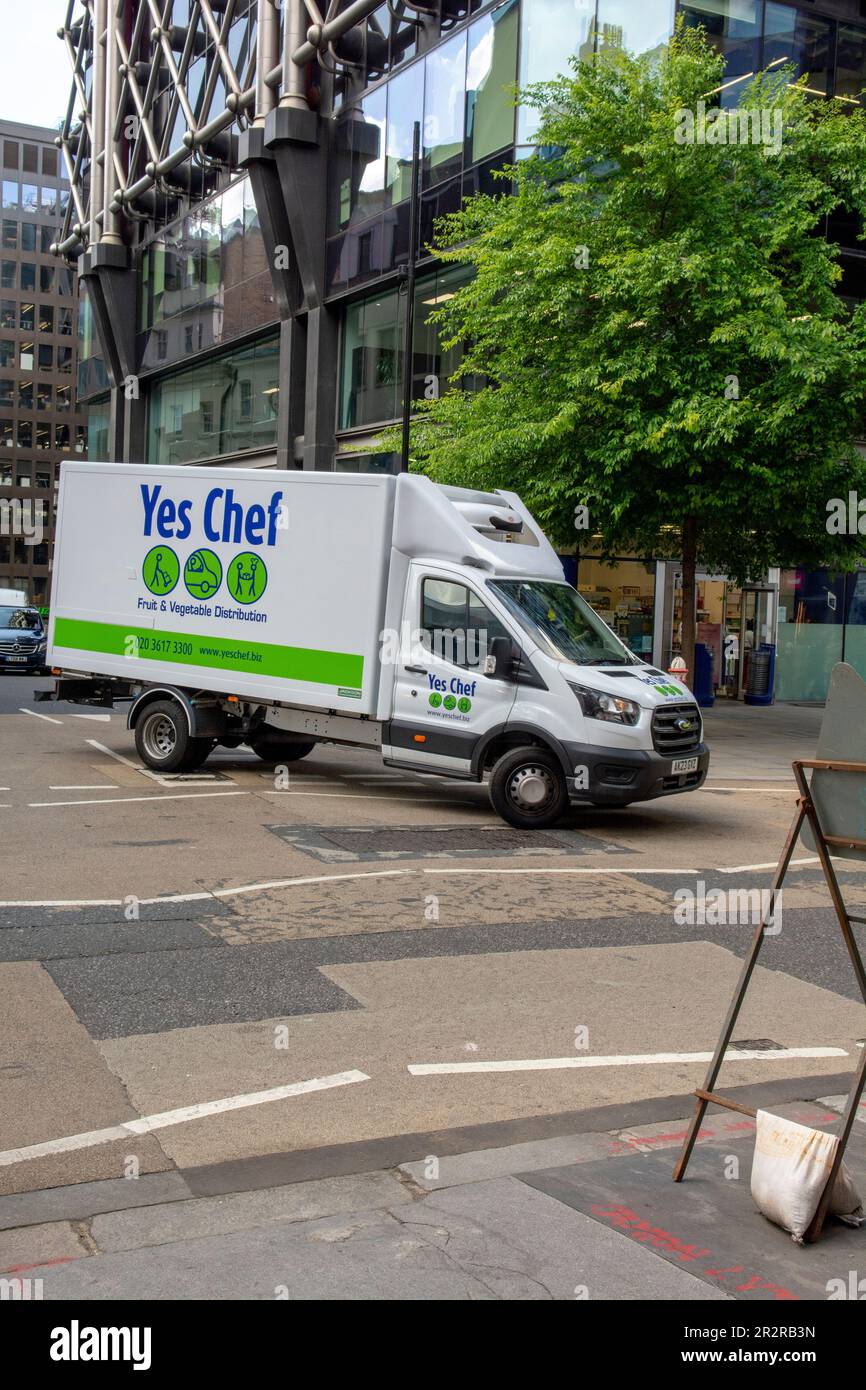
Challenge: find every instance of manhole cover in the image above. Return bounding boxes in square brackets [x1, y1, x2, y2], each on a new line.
[267, 824, 617, 863]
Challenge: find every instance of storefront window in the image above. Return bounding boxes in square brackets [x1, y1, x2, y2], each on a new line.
[776, 568, 844, 701]
[577, 557, 656, 658]
[835, 24, 866, 107]
[595, 0, 673, 62]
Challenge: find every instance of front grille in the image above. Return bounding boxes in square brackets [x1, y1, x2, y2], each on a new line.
[652, 702, 702, 755]
[0, 640, 38, 653]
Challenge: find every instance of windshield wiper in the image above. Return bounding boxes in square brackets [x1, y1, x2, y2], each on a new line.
[582, 656, 629, 666]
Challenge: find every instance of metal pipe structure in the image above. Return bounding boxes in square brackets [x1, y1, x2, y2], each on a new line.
[103, 0, 124, 243]
[54, 0, 395, 254]
[90, 0, 107, 247]
[255, 0, 280, 125]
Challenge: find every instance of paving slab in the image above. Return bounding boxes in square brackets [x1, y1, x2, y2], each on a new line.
[27, 1177, 726, 1302]
[521, 1126, 866, 1301]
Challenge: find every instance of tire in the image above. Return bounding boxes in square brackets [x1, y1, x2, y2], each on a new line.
[250, 737, 316, 763]
[489, 745, 570, 829]
[134, 699, 213, 773]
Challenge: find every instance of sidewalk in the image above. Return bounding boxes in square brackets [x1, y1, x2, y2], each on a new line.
[702, 701, 823, 781]
[3, 1084, 863, 1301]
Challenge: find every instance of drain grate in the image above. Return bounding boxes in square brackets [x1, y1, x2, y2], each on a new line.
[267, 823, 620, 863]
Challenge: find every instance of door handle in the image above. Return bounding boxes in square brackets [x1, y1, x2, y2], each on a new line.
[405, 666, 428, 675]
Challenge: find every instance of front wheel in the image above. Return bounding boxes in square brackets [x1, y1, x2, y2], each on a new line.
[489, 745, 570, 829]
[134, 699, 214, 772]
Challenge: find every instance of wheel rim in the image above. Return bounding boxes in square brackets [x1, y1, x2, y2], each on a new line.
[142, 713, 177, 760]
[507, 763, 556, 813]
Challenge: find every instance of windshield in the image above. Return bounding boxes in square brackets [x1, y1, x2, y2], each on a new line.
[489, 580, 638, 666]
[0, 607, 43, 632]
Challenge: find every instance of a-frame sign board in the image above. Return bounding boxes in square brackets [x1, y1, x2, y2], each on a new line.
[672, 663, 866, 1243]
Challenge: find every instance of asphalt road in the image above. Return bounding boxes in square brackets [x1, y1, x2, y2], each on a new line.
[1, 673, 864, 1208]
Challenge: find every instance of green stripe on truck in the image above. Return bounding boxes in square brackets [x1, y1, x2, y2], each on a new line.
[53, 617, 364, 690]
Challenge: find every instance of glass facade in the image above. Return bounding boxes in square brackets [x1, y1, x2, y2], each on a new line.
[774, 568, 866, 702]
[339, 265, 473, 431]
[328, 0, 518, 293]
[136, 176, 276, 376]
[680, 0, 866, 107]
[146, 334, 280, 466]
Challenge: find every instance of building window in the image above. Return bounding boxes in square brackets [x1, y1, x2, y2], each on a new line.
[17, 421, 31, 449]
[36, 384, 51, 411]
[20, 302, 35, 331]
[2, 181, 18, 211]
[1, 219, 16, 249]
[75, 424, 87, 454]
[1, 261, 15, 289]
[20, 184, 38, 214]
[38, 343, 52, 369]
[40, 187, 57, 216]
[146, 334, 280, 466]
[57, 346, 72, 373]
[36, 423, 51, 450]
[2, 142, 18, 169]
[19, 381, 33, 410]
[0, 338, 13, 367]
[22, 145, 38, 174]
[21, 263, 36, 292]
[19, 342, 34, 371]
[39, 305, 53, 333]
[56, 424, 70, 451]
[0, 300, 13, 328]
[41, 148, 57, 177]
[40, 226, 53, 254]
[0, 377, 12, 407]
[423, 30, 468, 189]
[763, 3, 832, 98]
[36, 468, 51, 488]
[39, 265, 54, 294]
[58, 307, 72, 335]
[465, 1, 519, 166]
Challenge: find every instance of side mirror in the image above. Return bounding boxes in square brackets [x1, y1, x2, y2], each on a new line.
[484, 635, 517, 680]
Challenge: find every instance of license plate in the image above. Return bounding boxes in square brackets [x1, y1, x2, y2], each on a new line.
[7, 655, 29, 663]
[671, 756, 698, 774]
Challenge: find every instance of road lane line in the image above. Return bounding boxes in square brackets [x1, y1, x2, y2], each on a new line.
[0, 869, 408, 908]
[423, 867, 700, 876]
[70, 713, 112, 721]
[29, 791, 248, 807]
[0, 1071, 371, 1168]
[408, 1047, 848, 1076]
[49, 784, 120, 791]
[19, 708, 62, 724]
[263, 790, 470, 804]
[719, 857, 819, 873]
[86, 739, 148, 773]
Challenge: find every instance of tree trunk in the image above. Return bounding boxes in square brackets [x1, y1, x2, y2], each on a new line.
[680, 514, 698, 691]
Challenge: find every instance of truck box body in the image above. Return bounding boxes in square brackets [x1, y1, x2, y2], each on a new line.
[48, 462, 395, 716]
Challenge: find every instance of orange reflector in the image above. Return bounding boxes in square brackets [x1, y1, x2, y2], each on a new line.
[51, 667, 62, 676]
[226, 695, 239, 704]
[414, 734, 426, 743]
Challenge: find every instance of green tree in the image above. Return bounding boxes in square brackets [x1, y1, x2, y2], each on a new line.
[390, 22, 866, 682]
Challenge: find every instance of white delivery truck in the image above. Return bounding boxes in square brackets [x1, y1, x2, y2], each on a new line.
[40, 460, 708, 828]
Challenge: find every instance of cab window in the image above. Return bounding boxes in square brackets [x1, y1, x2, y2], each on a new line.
[420, 578, 511, 670]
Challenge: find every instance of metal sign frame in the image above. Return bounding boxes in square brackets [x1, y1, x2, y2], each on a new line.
[673, 759, 866, 1243]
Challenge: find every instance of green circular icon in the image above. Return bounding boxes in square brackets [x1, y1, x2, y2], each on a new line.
[227, 552, 268, 605]
[458, 696, 472, 713]
[142, 545, 179, 596]
[428, 692, 442, 708]
[184, 548, 222, 600]
[443, 694, 457, 710]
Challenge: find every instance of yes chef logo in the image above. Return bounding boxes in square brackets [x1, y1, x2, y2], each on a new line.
[50, 1320, 152, 1370]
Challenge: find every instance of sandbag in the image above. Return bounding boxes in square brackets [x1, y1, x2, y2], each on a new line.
[750, 1110, 864, 1244]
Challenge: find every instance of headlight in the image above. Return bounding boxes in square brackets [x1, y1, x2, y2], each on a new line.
[568, 681, 640, 726]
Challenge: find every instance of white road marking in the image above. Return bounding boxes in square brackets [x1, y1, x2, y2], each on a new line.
[408, 1047, 848, 1076]
[423, 867, 700, 876]
[19, 708, 62, 725]
[0, 1071, 371, 1168]
[700, 786, 795, 794]
[0, 869, 408, 908]
[29, 790, 248, 808]
[49, 784, 120, 791]
[86, 739, 142, 771]
[263, 790, 470, 804]
[719, 857, 819, 873]
[70, 713, 111, 722]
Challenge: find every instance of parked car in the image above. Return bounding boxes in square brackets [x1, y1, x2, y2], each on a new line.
[0, 605, 48, 674]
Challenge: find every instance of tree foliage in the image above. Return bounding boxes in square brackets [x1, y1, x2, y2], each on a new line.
[387, 22, 866, 594]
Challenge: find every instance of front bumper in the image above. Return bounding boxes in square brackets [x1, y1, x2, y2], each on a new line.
[562, 740, 710, 805]
[0, 653, 47, 673]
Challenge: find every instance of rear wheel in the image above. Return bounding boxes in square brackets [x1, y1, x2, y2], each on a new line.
[134, 699, 213, 772]
[250, 737, 316, 763]
[489, 745, 570, 829]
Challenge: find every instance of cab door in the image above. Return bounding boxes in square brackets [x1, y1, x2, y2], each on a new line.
[386, 566, 520, 773]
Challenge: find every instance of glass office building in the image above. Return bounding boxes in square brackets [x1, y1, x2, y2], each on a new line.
[0, 119, 87, 606]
